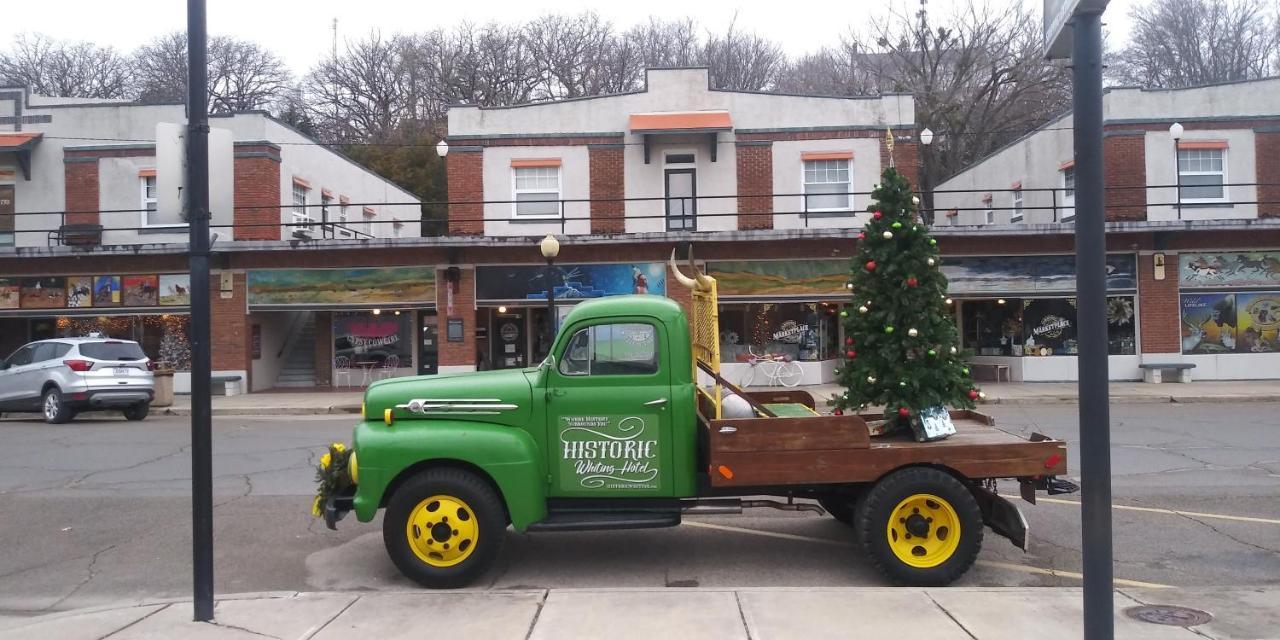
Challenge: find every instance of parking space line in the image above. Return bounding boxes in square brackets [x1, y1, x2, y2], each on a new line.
[681, 520, 1173, 589]
[1001, 495, 1280, 525]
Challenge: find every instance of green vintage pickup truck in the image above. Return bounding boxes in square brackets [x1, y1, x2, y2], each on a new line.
[322, 260, 1073, 588]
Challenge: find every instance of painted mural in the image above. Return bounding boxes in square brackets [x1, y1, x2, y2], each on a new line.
[66, 276, 93, 308]
[248, 267, 437, 306]
[942, 254, 1137, 294]
[159, 274, 191, 306]
[0, 278, 19, 309]
[705, 260, 848, 297]
[122, 275, 159, 307]
[93, 276, 122, 307]
[19, 277, 66, 309]
[1180, 252, 1280, 288]
[476, 263, 666, 301]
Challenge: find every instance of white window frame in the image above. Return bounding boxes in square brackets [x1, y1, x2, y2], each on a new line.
[1011, 189, 1024, 223]
[983, 199, 995, 225]
[801, 158, 853, 214]
[393, 220, 404, 238]
[1061, 167, 1076, 221]
[511, 166, 562, 219]
[140, 174, 183, 228]
[292, 182, 312, 226]
[1177, 147, 1229, 204]
[363, 208, 375, 235]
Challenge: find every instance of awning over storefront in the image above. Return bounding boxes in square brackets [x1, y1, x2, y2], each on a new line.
[629, 110, 732, 164]
[0, 132, 42, 180]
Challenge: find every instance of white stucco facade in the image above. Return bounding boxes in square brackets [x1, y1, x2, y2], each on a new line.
[447, 68, 913, 236]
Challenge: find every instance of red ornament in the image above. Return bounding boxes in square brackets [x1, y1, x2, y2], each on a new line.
[873, 210, 883, 220]
[845, 337, 855, 346]
[968, 390, 980, 400]
[907, 277, 919, 287]
[833, 409, 844, 416]
[858, 231, 866, 240]
[845, 350, 857, 359]
[898, 407, 911, 417]
[865, 260, 877, 271]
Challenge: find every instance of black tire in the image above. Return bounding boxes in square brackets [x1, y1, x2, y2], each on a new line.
[123, 403, 150, 421]
[42, 388, 73, 424]
[382, 467, 506, 589]
[854, 467, 983, 586]
[819, 496, 856, 525]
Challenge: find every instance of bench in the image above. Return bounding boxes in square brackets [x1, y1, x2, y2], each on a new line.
[211, 374, 243, 396]
[1138, 363, 1194, 384]
[969, 363, 1011, 382]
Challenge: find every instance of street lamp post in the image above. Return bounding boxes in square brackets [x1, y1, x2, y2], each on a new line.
[919, 128, 934, 223]
[1170, 122, 1184, 220]
[540, 234, 560, 360]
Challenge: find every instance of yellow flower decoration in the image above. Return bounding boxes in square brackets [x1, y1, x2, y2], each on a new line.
[333, 443, 346, 453]
[311, 495, 323, 518]
[320, 452, 332, 469]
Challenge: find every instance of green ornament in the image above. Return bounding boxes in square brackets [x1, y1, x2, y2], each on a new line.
[899, 381, 907, 387]
[891, 221, 902, 229]
[962, 367, 970, 375]
[929, 239, 938, 246]
[927, 349, 937, 357]
[884, 325, 895, 334]
[833, 368, 841, 376]
[840, 310, 849, 318]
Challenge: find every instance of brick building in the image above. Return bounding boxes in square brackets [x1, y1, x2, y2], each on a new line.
[934, 77, 1280, 380]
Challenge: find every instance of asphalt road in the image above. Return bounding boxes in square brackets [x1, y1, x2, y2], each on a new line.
[1, 403, 1277, 616]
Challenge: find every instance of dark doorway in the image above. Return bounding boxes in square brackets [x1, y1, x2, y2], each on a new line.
[491, 309, 527, 369]
[418, 309, 439, 376]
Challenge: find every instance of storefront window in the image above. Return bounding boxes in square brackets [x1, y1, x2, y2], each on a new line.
[718, 302, 841, 362]
[45, 314, 191, 369]
[333, 311, 413, 368]
[1181, 292, 1280, 354]
[962, 296, 1135, 356]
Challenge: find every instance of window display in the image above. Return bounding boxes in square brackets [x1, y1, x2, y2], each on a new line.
[1182, 292, 1280, 354]
[334, 311, 413, 368]
[961, 296, 1135, 356]
[45, 314, 191, 369]
[718, 302, 841, 362]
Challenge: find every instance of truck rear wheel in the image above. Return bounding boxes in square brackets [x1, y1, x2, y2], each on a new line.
[854, 467, 983, 586]
[383, 468, 506, 589]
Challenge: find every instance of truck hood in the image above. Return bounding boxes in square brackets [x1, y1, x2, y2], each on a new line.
[362, 369, 535, 428]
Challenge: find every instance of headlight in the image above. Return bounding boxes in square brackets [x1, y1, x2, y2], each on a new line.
[348, 451, 359, 484]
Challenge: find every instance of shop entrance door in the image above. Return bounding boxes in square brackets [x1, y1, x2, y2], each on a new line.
[491, 309, 528, 369]
[665, 168, 696, 231]
[418, 310, 439, 376]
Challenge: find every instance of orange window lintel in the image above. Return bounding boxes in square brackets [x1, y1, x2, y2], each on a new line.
[1177, 140, 1229, 150]
[511, 158, 562, 168]
[138, 168, 157, 178]
[801, 151, 854, 161]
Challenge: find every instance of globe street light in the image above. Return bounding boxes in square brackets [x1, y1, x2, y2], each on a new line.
[435, 139, 449, 157]
[1169, 122, 1183, 220]
[540, 234, 561, 360]
[919, 128, 934, 224]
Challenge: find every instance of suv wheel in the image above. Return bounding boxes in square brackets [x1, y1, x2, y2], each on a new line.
[123, 403, 150, 421]
[43, 388, 74, 424]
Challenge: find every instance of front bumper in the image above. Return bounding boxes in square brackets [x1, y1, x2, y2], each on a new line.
[324, 487, 356, 530]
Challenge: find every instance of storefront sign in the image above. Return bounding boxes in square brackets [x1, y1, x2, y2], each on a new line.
[333, 312, 413, 367]
[1181, 292, 1280, 354]
[558, 415, 661, 491]
[248, 267, 436, 307]
[706, 260, 848, 297]
[1022, 298, 1078, 354]
[1179, 252, 1280, 288]
[477, 263, 665, 301]
[943, 254, 1136, 294]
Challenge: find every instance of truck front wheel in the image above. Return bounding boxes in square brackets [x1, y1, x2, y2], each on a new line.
[854, 467, 983, 586]
[383, 468, 506, 589]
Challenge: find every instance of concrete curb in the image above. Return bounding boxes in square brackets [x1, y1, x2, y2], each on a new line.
[162, 404, 361, 417]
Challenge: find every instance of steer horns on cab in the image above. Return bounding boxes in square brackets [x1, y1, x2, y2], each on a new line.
[669, 248, 714, 291]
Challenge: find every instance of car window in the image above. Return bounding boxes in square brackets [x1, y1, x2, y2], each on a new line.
[31, 343, 60, 362]
[52, 343, 72, 358]
[79, 341, 147, 361]
[5, 345, 35, 367]
[558, 323, 658, 376]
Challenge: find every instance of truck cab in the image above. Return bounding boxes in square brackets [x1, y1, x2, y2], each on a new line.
[326, 262, 1072, 589]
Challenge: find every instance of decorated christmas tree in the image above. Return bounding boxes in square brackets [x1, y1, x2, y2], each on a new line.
[831, 165, 980, 436]
[159, 323, 191, 371]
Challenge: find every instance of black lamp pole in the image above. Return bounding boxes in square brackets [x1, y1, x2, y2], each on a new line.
[545, 258, 556, 354]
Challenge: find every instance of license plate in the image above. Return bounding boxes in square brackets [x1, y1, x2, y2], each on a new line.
[114, 367, 133, 375]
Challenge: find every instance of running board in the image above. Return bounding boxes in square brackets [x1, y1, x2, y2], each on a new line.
[525, 511, 681, 532]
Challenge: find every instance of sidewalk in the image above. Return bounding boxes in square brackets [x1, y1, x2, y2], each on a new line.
[2, 587, 1275, 639]
[164, 379, 1279, 417]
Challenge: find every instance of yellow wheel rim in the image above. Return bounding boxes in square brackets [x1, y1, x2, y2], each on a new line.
[886, 493, 961, 568]
[405, 494, 479, 568]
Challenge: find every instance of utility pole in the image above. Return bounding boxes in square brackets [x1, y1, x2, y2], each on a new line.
[186, 0, 215, 623]
[1070, 9, 1113, 640]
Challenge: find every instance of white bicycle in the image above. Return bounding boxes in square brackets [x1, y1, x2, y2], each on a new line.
[740, 347, 804, 388]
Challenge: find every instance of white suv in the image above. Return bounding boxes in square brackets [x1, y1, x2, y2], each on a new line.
[0, 338, 156, 423]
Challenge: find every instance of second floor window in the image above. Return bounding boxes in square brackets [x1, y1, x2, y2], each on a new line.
[321, 193, 333, 223]
[803, 159, 851, 212]
[1178, 147, 1227, 202]
[513, 166, 560, 218]
[1061, 167, 1076, 221]
[1011, 189, 1024, 223]
[339, 201, 349, 226]
[292, 183, 310, 223]
[141, 176, 160, 225]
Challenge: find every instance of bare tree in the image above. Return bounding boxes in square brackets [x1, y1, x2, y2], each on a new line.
[523, 12, 632, 99]
[1113, 0, 1280, 87]
[130, 32, 291, 112]
[304, 32, 412, 142]
[421, 22, 540, 110]
[625, 18, 704, 69]
[702, 18, 786, 91]
[0, 33, 131, 99]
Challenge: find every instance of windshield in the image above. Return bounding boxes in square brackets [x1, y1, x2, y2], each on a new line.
[79, 341, 147, 361]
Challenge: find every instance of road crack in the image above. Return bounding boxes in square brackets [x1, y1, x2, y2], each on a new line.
[42, 541, 121, 611]
[924, 592, 978, 639]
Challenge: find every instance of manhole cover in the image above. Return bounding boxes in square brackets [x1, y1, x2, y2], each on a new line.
[1124, 605, 1213, 627]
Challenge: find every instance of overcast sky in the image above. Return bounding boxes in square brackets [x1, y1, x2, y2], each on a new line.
[5, 0, 1138, 75]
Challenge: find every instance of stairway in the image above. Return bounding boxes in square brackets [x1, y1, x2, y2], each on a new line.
[275, 314, 318, 388]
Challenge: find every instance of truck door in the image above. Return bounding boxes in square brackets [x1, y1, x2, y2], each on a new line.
[546, 319, 672, 497]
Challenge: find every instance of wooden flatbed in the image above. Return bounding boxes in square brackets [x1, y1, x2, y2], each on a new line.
[700, 389, 1068, 489]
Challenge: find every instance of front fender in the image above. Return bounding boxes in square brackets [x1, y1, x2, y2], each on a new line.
[352, 420, 547, 531]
